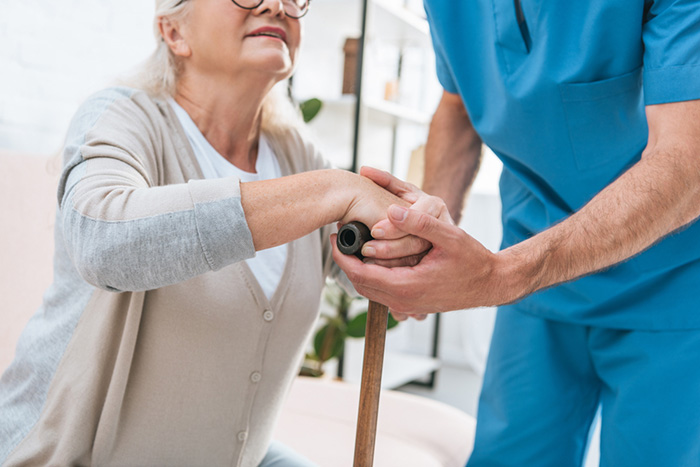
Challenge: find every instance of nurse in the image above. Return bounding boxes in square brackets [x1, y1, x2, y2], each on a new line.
[334, 0, 700, 465]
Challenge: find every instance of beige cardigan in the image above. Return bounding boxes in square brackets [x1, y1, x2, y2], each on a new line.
[0, 87, 343, 466]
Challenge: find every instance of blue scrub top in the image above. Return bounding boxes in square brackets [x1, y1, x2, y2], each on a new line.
[424, 0, 700, 330]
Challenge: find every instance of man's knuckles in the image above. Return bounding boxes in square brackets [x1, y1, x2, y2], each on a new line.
[411, 210, 437, 236]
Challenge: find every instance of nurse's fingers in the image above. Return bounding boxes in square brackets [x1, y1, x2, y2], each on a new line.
[390, 311, 428, 322]
[371, 194, 454, 240]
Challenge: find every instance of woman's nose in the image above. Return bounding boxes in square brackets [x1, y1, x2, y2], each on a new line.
[254, 0, 286, 18]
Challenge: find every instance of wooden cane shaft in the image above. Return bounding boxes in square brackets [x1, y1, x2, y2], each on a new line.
[353, 300, 389, 467]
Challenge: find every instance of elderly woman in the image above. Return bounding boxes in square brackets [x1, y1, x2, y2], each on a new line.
[0, 0, 435, 465]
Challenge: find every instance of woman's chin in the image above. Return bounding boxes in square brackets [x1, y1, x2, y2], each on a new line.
[244, 57, 293, 79]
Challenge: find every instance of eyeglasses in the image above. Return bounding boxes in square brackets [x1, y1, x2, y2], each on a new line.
[174, 0, 311, 19]
[232, 0, 310, 19]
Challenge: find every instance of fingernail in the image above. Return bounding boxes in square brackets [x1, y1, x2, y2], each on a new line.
[389, 205, 408, 221]
[362, 246, 376, 257]
[372, 228, 385, 239]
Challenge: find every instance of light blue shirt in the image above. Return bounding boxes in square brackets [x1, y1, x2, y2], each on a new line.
[424, 0, 700, 329]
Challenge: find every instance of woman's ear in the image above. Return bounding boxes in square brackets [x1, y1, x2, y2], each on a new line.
[159, 17, 192, 58]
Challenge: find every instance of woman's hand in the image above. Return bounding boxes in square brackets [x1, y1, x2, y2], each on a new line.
[340, 170, 413, 229]
[357, 167, 454, 265]
[241, 169, 411, 252]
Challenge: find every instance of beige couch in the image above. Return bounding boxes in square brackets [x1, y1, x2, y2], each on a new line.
[0, 150, 60, 373]
[0, 150, 475, 466]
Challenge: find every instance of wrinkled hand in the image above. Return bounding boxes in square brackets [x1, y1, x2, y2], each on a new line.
[358, 167, 454, 267]
[332, 204, 519, 314]
[340, 170, 411, 233]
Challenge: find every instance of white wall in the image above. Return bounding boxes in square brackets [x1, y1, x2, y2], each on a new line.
[0, 0, 154, 154]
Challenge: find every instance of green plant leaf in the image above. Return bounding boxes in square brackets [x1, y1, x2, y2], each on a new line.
[300, 98, 323, 123]
[313, 323, 345, 362]
[346, 310, 400, 338]
[346, 311, 368, 338]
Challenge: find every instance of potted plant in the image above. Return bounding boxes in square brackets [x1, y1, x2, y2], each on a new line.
[301, 279, 399, 378]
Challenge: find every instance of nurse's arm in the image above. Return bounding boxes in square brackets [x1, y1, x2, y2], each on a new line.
[504, 99, 700, 296]
[331, 99, 700, 314]
[422, 90, 483, 222]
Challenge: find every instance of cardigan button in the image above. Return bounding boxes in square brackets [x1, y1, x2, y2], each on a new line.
[238, 431, 248, 442]
[263, 310, 275, 322]
[250, 372, 262, 383]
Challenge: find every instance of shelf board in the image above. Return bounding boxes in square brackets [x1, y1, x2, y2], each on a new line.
[298, 95, 431, 126]
[343, 350, 441, 389]
[364, 97, 431, 125]
[370, 0, 431, 47]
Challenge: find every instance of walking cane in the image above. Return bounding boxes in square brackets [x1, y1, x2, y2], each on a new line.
[337, 222, 389, 467]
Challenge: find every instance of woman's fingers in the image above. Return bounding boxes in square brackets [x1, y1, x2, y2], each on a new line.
[360, 166, 420, 203]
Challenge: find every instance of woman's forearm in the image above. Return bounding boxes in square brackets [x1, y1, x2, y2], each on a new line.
[241, 169, 406, 252]
[240, 169, 349, 251]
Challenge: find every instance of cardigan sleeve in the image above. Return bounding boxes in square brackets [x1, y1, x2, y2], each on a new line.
[58, 87, 255, 292]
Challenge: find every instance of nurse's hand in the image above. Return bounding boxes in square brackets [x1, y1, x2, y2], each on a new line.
[332, 204, 525, 314]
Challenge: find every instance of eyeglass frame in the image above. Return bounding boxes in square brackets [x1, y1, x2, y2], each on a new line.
[173, 0, 311, 19]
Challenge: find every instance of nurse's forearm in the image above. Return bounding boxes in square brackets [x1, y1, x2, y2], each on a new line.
[500, 100, 700, 299]
[240, 169, 405, 252]
[423, 91, 482, 223]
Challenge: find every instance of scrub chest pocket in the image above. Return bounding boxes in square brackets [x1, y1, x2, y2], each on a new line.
[559, 67, 700, 274]
[559, 67, 648, 172]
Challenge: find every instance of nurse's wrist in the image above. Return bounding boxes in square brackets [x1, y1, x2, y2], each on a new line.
[493, 242, 548, 306]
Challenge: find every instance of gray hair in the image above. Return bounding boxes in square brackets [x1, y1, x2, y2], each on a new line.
[126, 0, 304, 137]
[126, 0, 190, 98]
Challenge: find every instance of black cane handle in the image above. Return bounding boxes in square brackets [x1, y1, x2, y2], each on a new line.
[337, 221, 373, 258]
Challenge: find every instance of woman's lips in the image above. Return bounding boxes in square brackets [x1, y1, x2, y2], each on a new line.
[247, 26, 287, 42]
